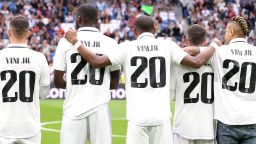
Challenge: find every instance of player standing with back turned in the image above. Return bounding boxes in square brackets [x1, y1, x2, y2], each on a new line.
[212, 16, 256, 144]
[53, 4, 120, 144]
[64, 15, 219, 144]
[0, 16, 50, 144]
[171, 24, 215, 144]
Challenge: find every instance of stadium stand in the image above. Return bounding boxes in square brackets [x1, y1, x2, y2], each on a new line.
[0, 0, 254, 65]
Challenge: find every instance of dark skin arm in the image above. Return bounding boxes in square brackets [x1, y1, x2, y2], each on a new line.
[181, 46, 215, 68]
[183, 46, 200, 56]
[65, 29, 217, 69]
[65, 29, 112, 68]
[54, 70, 66, 89]
[181, 38, 222, 68]
[110, 70, 120, 90]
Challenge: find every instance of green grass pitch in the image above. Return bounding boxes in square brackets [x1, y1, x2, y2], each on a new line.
[40, 100, 175, 144]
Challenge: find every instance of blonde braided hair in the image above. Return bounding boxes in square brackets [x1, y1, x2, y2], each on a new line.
[231, 16, 252, 36]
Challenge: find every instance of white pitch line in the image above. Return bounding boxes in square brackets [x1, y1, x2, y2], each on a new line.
[112, 135, 126, 138]
[41, 127, 60, 133]
[41, 121, 61, 126]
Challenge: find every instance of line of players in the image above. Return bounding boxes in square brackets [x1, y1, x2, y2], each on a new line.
[0, 3, 255, 144]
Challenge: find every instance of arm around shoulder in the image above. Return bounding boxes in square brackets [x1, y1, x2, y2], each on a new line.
[181, 44, 216, 68]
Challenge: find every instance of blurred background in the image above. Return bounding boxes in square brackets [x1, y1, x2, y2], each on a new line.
[0, 0, 254, 143]
[0, 0, 254, 65]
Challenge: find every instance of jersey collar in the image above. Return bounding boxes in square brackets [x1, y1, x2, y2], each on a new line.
[137, 32, 155, 40]
[230, 38, 247, 44]
[6, 43, 29, 48]
[77, 27, 100, 33]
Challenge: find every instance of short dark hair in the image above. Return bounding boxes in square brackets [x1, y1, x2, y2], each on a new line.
[134, 15, 155, 33]
[230, 16, 251, 36]
[77, 4, 98, 25]
[9, 15, 29, 39]
[186, 24, 206, 46]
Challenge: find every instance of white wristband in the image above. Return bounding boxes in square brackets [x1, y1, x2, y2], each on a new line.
[210, 42, 219, 49]
[74, 41, 82, 50]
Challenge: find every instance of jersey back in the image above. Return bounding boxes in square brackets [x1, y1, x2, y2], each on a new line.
[107, 33, 187, 126]
[0, 46, 49, 138]
[53, 27, 119, 119]
[171, 61, 214, 139]
[210, 39, 256, 124]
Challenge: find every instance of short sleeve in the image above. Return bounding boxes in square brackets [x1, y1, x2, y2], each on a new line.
[170, 41, 188, 65]
[170, 63, 177, 91]
[39, 53, 50, 86]
[106, 42, 127, 66]
[53, 38, 70, 71]
[110, 64, 121, 72]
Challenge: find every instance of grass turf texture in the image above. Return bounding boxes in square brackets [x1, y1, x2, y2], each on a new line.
[40, 100, 175, 144]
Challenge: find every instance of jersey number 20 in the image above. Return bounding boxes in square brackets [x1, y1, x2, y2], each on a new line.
[1, 70, 35, 102]
[70, 53, 105, 85]
[222, 59, 256, 93]
[183, 72, 214, 104]
[130, 56, 166, 88]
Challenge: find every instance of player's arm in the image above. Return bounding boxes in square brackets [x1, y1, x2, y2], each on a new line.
[180, 46, 215, 68]
[110, 70, 120, 90]
[54, 70, 66, 89]
[40, 86, 50, 99]
[180, 39, 221, 68]
[65, 29, 111, 68]
[39, 53, 50, 99]
[183, 46, 200, 56]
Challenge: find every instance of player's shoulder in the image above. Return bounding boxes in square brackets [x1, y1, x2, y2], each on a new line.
[100, 34, 118, 45]
[57, 38, 73, 48]
[159, 38, 177, 44]
[118, 40, 131, 48]
[28, 49, 46, 59]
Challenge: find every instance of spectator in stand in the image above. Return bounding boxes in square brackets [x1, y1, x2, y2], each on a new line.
[0, 0, 254, 65]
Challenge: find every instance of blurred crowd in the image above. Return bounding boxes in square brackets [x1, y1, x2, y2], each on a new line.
[0, 0, 255, 65]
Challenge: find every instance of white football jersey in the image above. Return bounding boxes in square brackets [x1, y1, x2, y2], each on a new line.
[53, 27, 120, 119]
[171, 47, 214, 139]
[107, 33, 187, 126]
[0, 44, 50, 138]
[209, 38, 256, 125]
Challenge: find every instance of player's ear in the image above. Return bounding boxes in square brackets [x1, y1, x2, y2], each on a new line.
[77, 16, 81, 25]
[230, 28, 234, 37]
[133, 28, 138, 36]
[7, 29, 12, 38]
[184, 37, 189, 46]
[203, 39, 207, 46]
[152, 26, 156, 34]
[26, 31, 31, 39]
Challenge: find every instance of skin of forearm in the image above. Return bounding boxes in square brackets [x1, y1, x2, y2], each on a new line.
[76, 45, 111, 68]
[65, 30, 111, 68]
[183, 46, 200, 56]
[181, 46, 215, 68]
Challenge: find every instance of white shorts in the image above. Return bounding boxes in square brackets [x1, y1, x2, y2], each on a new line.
[173, 133, 214, 144]
[126, 121, 173, 144]
[60, 105, 111, 144]
[0, 132, 41, 144]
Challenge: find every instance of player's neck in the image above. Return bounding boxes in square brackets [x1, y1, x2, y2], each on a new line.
[79, 24, 96, 28]
[9, 38, 27, 44]
[231, 35, 246, 40]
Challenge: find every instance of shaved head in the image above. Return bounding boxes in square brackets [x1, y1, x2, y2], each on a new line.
[76, 4, 98, 28]
[134, 15, 155, 33]
[224, 16, 251, 44]
[227, 22, 246, 37]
